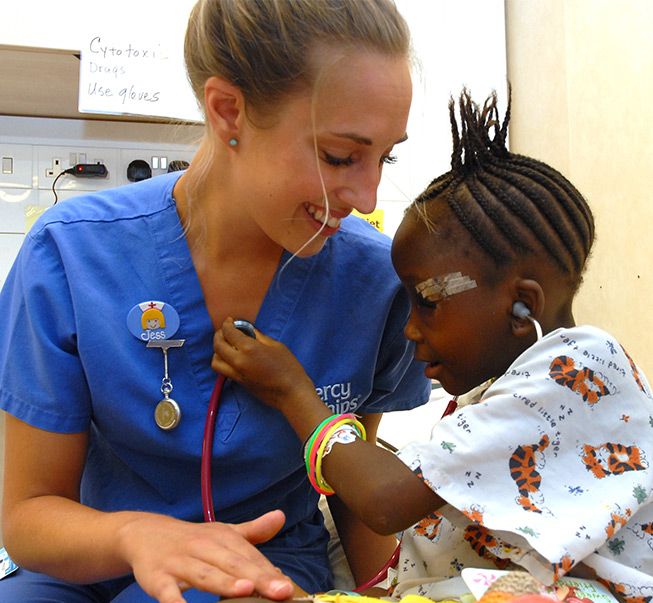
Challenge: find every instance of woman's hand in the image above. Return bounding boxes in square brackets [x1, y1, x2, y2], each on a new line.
[212, 318, 319, 416]
[2, 416, 295, 603]
[118, 509, 295, 603]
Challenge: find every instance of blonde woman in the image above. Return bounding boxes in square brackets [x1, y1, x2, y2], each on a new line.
[0, 1, 429, 601]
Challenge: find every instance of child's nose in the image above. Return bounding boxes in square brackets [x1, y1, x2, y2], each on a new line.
[403, 315, 422, 342]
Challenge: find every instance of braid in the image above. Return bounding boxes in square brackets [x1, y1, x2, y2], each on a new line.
[465, 175, 533, 255]
[483, 161, 580, 273]
[510, 154, 595, 252]
[446, 185, 511, 263]
[412, 88, 595, 284]
[449, 97, 463, 172]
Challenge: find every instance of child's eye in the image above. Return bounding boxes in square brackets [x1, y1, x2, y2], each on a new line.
[416, 294, 438, 310]
[323, 152, 354, 167]
[381, 154, 397, 165]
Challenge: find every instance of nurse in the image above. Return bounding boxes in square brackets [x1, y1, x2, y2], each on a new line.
[0, 1, 430, 602]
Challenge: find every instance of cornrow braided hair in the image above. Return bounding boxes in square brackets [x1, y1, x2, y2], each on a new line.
[413, 88, 595, 285]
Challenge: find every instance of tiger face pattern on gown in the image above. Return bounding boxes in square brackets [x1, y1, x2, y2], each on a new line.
[552, 554, 574, 581]
[463, 524, 511, 569]
[509, 434, 550, 513]
[413, 512, 444, 541]
[581, 442, 648, 479]
[549, 355, 610, 404]
[605, 506, 632, 539]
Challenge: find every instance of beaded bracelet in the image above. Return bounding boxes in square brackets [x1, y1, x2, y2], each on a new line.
[304, 413, 366, 495]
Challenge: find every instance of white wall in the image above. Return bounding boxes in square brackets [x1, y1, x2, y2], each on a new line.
[1, 1, 507, 239]
[506, 0, 653, 377]
[0, 1, 196, 50]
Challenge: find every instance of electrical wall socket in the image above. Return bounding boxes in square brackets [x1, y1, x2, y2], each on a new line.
[119, 148, 194, 182]
[37, 146, 119, 192]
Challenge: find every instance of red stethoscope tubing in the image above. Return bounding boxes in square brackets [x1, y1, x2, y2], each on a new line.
[200, 374, 394, 589]
[199, 378, 453, 590]
[201, 374, 226, 523]
[353, 542, 401, 593]
[200, 377, 392, 590]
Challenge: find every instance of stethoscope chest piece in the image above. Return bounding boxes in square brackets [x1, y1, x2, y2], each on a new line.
[155, 397, 181, 430]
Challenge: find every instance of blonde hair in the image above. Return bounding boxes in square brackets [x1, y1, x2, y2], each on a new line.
[184, 0, 410, 119]
[141, 307, 166, 329]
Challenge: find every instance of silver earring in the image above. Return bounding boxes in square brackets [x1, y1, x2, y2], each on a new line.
[228, 138, 238, 147]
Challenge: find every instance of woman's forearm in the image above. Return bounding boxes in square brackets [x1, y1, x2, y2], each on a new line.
[4, 494, 142, 582]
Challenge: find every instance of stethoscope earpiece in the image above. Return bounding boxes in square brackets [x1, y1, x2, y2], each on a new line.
[512, 301, 543, 341]
[512, 301, 531, 319]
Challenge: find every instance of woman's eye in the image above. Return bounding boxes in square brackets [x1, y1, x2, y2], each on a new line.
[323, 152, 354, 167]
[381, 154, 397, 165]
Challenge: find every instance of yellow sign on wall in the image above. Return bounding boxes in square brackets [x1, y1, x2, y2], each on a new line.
[352, 208, 384, 233]
[25, 205, 49, 232]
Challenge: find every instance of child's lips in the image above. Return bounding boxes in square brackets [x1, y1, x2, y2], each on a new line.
[424, 361, 443, 380]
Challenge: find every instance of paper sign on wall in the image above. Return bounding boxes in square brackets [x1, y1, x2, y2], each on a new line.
[353, 209, 385, 233]
[78, 33, 202, 122]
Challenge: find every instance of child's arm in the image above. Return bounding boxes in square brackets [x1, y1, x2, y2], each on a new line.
[326, 414, 403, 587]
[213, 319, 444, 535]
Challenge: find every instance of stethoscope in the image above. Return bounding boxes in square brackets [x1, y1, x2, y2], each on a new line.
[201, 319, 256, 522]
[198, 318, 399, 592]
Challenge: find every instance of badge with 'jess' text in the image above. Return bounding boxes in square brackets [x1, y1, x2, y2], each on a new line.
[127, 300, 180, 342]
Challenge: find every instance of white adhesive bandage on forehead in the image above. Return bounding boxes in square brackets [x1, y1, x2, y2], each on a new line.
[415, 271, 477, 302]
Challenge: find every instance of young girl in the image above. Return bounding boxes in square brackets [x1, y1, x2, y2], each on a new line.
[0, 1, 430, 601]
[213, 90, 653, 601]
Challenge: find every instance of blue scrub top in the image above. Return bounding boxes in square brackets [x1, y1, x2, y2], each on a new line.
[0, 172, 430, 591]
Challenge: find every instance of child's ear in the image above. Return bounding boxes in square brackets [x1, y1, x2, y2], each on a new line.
[204, 76, 243, 147]
[510, 278, 545, 337]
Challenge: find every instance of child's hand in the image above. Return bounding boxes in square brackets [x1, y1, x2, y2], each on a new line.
[212, 318, 318, 416]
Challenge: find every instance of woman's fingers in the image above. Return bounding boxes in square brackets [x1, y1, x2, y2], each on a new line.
[171, 556, 257, 598]
[123, 513, 294, 603]
[231, 510, 286, 546]
[149, 539, 291, 602]
[151, 577, 186, 603]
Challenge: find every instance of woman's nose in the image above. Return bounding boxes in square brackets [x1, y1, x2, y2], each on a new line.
[336, 166, 380, 214]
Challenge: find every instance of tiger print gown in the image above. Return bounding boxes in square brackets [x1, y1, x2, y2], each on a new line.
[391, 325, 653, 602]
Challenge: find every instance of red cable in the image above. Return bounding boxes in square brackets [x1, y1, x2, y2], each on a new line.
[353, 541, 401, 593]
[201, 374, 226, 522]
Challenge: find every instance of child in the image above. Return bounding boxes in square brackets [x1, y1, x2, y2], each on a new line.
[212, 90, 653, 601]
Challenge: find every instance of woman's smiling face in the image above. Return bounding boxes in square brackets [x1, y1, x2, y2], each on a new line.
[235, 47, 413, 257]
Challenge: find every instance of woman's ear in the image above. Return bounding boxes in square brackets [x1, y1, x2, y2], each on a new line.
[203, 76, 243, 147]
[510, 278, 545, 337]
